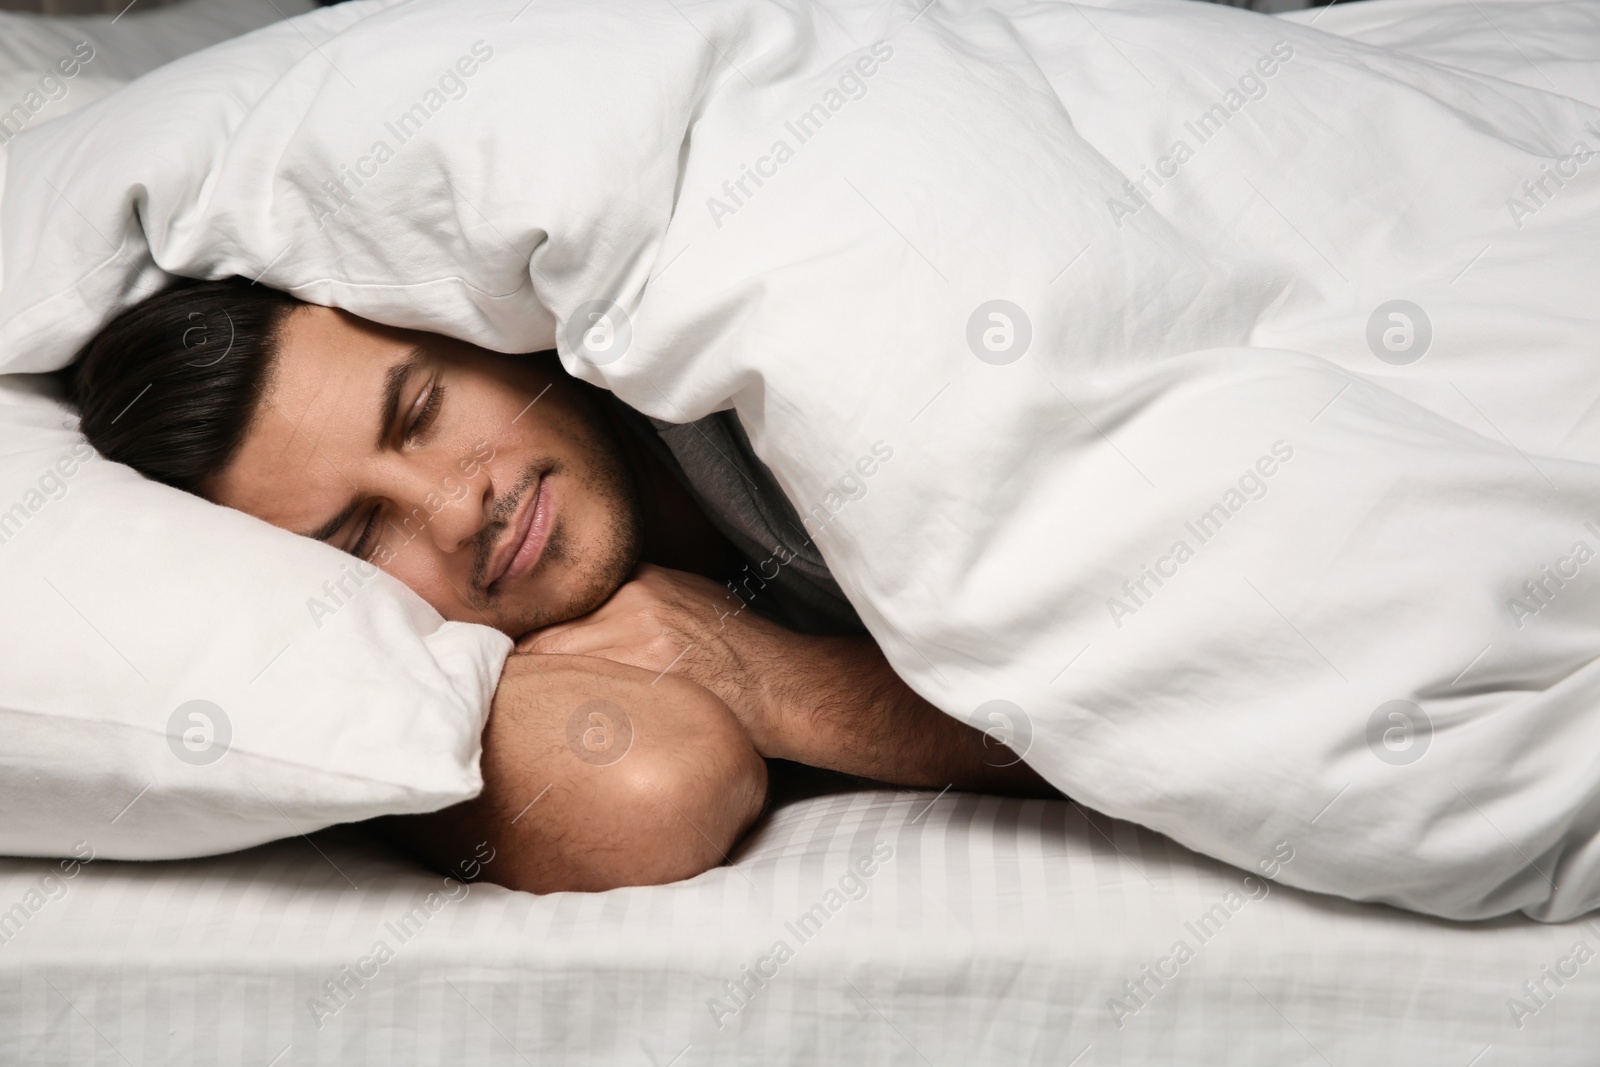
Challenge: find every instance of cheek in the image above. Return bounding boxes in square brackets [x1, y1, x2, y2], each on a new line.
[373, 542, 473, 620]
[437, 384, 546, 480]
[448, 354, 592, 455]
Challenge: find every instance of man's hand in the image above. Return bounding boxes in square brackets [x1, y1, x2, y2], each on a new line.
[515, 563, 793, 752]
[518, 564, 1059, 798]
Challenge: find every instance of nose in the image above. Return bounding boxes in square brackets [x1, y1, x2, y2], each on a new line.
[385, 452, 493, 557]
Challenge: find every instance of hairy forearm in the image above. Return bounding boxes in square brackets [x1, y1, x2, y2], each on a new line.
[508, 564, 1059, 804]
[760, 635, 1060, 798]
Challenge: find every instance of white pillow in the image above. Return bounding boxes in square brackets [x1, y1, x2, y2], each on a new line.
[0, 1, 506, 863]
[0, 373, 509, 861]
[0, 68, 122, 140]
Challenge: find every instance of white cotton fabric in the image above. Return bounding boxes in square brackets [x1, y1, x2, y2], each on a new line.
[0, 375, 509, 861]
[0, 0, 509, 866]
[1, 788, 1597, 1065]
[3, 0, 1600, 919]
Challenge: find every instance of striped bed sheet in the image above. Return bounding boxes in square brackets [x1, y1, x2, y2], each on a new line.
[2, 786, 1595, 1064]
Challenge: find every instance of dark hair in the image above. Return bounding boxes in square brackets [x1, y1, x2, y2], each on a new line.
[66, 277, 302, 494]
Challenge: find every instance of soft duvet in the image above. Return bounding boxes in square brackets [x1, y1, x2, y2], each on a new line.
[3, 0, 1600, 921]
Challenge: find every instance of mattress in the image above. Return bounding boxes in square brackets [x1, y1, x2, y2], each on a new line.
[3, 783, 1596, 1065]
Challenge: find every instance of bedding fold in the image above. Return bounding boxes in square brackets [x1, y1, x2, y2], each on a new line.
[4, 0, 1600, 919]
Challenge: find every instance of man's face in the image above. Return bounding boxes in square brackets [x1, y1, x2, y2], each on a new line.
[205, 306, 641, 636]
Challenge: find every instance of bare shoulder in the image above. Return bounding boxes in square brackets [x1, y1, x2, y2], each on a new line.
[374, 652, 768, 894]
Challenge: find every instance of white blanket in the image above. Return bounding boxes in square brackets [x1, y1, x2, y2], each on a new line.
[3, 0, 1600, 920]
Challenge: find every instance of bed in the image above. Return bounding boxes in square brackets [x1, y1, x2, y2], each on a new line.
[4, 0, 1600, 1061]
[4, 781, 1599, 1064]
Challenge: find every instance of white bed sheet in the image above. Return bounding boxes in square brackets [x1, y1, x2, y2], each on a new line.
[1, 787, 1595, 1065]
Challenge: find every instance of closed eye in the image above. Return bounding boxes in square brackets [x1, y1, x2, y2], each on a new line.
[350, 507, 381, 561]
[405, 380, 446, 446]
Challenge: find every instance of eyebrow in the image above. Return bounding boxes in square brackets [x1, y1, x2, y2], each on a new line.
[296, 345, 429, 543]
[377, 346, 429, 451]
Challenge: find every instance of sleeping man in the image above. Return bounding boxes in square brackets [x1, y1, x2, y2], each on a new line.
[66, 277, 1055, 893]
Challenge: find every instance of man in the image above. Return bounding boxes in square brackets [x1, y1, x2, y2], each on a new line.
[68, 277, 1055, 893]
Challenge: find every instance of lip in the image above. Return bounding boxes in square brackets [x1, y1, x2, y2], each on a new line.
[487, 475, 552, 593]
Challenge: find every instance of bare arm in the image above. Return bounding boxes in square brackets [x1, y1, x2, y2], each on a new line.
[521, 565, 1061, 798]
[374, 651, 769, 893]
[750, 631, 1058, 796]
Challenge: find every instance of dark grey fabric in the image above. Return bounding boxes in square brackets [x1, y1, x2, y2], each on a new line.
[605, 397, 866, 636]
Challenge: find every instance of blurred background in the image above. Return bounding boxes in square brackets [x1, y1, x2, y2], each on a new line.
[0, 0, 1342, 146]
[0, 0, 1339, 14]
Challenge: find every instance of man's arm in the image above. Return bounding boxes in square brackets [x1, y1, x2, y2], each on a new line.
[374, 652, 769, 893]
[747, 631, 1058, 796]
[520, 565, 1061, 798]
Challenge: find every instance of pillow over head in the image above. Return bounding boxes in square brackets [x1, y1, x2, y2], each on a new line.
[0, 0, 507, 862]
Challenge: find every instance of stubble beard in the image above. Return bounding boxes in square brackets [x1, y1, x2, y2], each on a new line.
[498, 403, 643, 636]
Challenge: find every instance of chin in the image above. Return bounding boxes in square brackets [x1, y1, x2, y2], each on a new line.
[503, 543, 637, 634]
